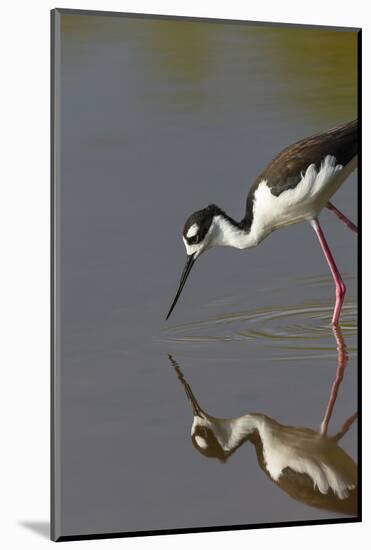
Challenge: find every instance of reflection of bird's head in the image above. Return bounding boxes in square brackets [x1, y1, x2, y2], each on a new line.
[190, 414, 253, 464]
[191, 422, 229, 463]
[168, 355, 253, 462]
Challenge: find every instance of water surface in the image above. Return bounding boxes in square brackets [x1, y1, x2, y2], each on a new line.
[57, 13, 358, 537]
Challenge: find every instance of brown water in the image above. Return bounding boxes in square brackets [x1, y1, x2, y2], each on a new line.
[56, 12, 358, 537]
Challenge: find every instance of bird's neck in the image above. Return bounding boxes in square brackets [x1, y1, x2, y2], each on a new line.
[211, 213, 260, 249]
[193, 413, 263, 452]
[222, 414, 264, 450]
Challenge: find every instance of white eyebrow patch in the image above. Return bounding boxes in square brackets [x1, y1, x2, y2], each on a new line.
[195, 436, 208, 449]
[186, 223, 199, 238]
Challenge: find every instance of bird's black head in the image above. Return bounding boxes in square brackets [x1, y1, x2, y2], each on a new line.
[166, 205, 222, 320]
[182, 204, 222, 249]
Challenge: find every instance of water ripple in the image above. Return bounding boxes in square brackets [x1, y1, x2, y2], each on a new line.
[162, 293, 357, 358]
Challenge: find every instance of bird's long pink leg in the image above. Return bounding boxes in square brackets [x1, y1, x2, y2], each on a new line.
[310, 218, 346, 326]
[327, 201, 358, 234]
[333, 412, 358, 442]
[320, 325, 347, 436]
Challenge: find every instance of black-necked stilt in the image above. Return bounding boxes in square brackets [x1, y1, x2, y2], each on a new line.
[166, 120, 358, 324]
[168, 335, 357, 515]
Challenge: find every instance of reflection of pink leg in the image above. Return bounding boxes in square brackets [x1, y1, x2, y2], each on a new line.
[310, 218, 346, 326]
[333, 412, 358, 442]
[327, 201, 358, 234]
[320, 325, 348, 436]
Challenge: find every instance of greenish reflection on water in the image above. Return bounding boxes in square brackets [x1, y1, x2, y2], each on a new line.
[61, 14, 356, 122]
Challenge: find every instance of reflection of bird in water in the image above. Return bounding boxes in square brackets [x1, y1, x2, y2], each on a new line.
[166, 120, 357, 324]
[168, 329, 357, 516]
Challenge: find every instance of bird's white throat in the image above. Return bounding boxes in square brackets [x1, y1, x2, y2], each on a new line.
[210, 215, 259, 249]
[183, 215, 260, 257]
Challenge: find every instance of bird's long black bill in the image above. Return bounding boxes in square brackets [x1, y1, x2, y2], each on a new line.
[166, 254, 196, 320]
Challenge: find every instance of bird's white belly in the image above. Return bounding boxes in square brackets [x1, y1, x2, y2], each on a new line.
[259, 424, 354, 499]
[251, 155, 357, 243]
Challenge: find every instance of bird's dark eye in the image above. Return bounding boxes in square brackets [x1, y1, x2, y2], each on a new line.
[188, 235, 199, 244]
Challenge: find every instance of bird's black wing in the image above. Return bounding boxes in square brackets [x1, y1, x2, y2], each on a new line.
[244, 120, 358, 222]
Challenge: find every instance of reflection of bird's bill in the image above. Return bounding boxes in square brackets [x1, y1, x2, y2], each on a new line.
[168, 354, 205, 417]
[166, 254, 196, 320]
